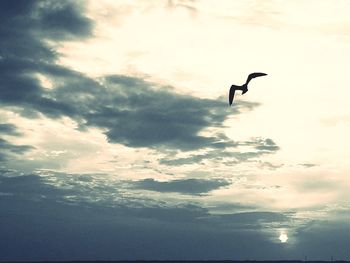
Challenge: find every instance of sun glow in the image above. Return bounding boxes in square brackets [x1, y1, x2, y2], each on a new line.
[279, 232, 288, 243]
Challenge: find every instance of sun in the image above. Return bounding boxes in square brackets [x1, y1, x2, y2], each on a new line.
[279, 232, 288, 243]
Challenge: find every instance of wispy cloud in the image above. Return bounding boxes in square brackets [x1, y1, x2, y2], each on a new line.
[159, 137, 280, 166]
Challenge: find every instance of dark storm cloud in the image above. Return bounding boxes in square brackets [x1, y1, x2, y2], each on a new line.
[81, 75, 254, 150]
[131, 178, 230, 195]
[0, 0, 94, 128]
[0, 0, 92, 117]
[38, 1, 93, 40]
[3, 60, 259, 151]
[0, 0, 92, 60]
[0, 0, 53, 61]
[43, 73, 256, 150]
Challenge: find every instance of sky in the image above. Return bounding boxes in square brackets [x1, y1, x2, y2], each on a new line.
[1, 0, 350, 261]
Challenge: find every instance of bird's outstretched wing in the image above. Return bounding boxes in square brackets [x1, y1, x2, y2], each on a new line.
[245, 72, 267, 85]
[229, 85, 236, 106]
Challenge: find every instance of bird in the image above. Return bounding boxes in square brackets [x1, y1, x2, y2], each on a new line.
[229, 72, 267, 106]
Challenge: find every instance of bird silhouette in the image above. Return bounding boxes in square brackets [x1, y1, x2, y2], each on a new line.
[229, 72, 267, 106]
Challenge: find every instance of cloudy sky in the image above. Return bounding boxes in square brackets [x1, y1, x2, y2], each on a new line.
[1, 0, 350, 261]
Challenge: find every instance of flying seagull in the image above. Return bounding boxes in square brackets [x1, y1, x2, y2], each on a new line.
[229, 72, 267, 106]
